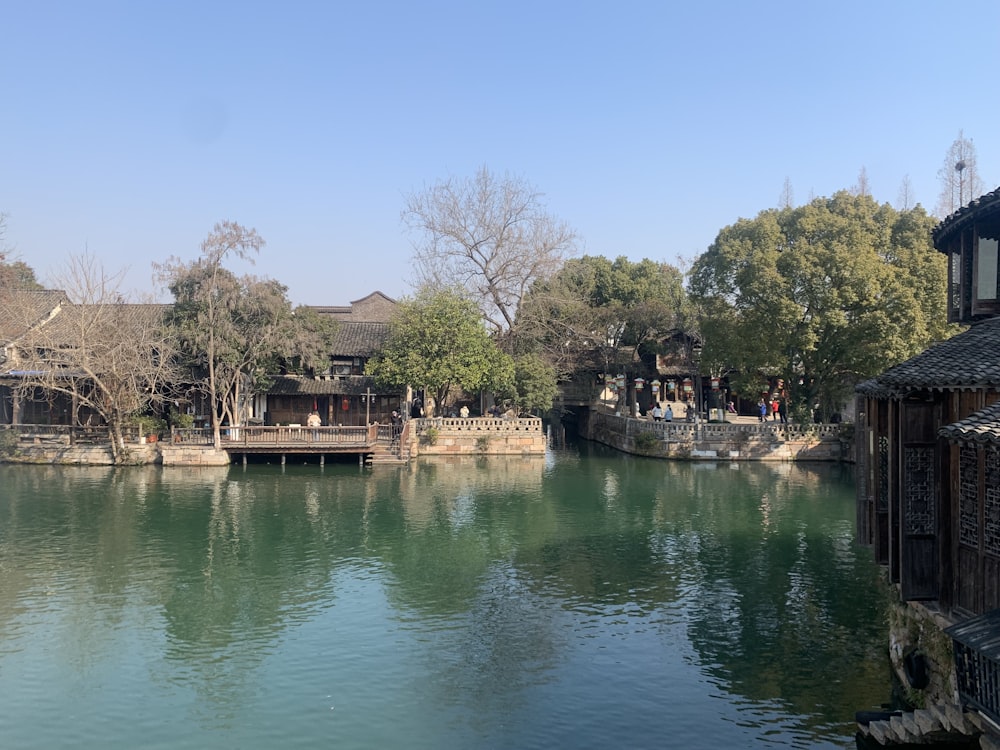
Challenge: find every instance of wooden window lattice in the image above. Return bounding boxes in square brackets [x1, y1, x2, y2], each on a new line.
[960, 444, 980, 549]
[986, 447, 1000, 557]
[904, 446, 934, 536]
[878, 436, 889, 512]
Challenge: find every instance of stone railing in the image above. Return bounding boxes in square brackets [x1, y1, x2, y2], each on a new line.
[590, 412, 850, 461]
[410, 417, 546, 456]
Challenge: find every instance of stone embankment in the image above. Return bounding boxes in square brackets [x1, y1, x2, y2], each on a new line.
[585, 411, 851, 461]
[409, 417, 547, 457]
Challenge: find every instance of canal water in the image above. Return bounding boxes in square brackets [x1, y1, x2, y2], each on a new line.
[0, 443, 891, 749]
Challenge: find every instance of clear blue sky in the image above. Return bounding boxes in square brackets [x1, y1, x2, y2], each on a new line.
[3, 0, 999, 306]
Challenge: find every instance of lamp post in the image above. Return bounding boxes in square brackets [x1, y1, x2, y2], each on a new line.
[363, 387, 373, 425]
[691, 341, 703, 420]
[956, 159, 967, 206]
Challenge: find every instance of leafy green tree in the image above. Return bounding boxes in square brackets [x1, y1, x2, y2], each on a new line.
[689, 191, 952, 421]
[498, 352, 558, 416]
[517, 254, 691, 378]
[158, 222, 336, 447]
[366, 288, 515, 414]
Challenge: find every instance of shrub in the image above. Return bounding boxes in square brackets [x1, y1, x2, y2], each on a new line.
[0, 427, 20, 458]
[633, 431, 660, 454]
[423, 426, 439, 446]
[168, 407, 194, 429]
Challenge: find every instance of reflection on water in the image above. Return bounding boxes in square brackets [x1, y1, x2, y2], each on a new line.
[0, 449, 888, 749]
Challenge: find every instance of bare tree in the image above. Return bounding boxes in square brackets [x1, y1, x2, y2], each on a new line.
[779, 177, 795, 209]
[936, 130, 985, 218]
[852, 166, 871, 197]
[402, 166, 577, 336]
[897, 174, 915, 210]
[5, 254, 181, 462]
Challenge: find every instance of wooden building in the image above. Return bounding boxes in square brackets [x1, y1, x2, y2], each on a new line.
[856, 188, 1000, 721]
[857, 188, 1000, 612]
[2, 289, 405, 430]
[1, 290, 86, 424]
[261, 291, 404, 427]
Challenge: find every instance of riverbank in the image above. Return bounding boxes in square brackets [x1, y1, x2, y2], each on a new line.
[1, 413, 852, 465]
[584, 410, 852, 462]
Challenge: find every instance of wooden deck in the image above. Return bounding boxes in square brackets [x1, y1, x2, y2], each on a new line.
[172, 424, 408, 463]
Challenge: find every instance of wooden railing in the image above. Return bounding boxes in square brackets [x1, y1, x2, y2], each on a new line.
[169, 425, 377, 447]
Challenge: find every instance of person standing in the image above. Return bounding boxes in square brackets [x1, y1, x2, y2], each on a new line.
[307, 410, 321, 440]
[778, 398, 788, 424]
[771, 397, 780, 421]
[665, 404, 673, 422]
[758, 398, 767, 423]
[651, 403, 663, 422]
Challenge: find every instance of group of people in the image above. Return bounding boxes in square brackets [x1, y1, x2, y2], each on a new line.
[649, 403, 674, 422]
[758, 396, 787, 424]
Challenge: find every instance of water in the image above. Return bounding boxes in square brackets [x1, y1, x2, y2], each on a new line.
[0, 444, 891, 749]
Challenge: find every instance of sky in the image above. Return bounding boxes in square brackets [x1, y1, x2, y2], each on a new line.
[3, 0, 1000, 307]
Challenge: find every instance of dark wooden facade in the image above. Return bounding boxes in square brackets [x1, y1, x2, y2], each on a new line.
[857, 188, 1000, 618]
[261, 291, 404, 427]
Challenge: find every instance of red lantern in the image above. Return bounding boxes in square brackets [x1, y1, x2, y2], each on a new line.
[341, 397, 349, 411]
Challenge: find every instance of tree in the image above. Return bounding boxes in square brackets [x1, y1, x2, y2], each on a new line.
[897, 174, 915, 211]
[517, 255, 691, 380]
[5, 254, 182, 462]
[497, 352, 558, 416]
[0, 214, 42, 290]
[936, 130, 985, 218]
[852, 166, 870, 198]
[779, 178, 795, 209]
[365, 288, 515, 415]
[157, 222, 335, 448]
[402, 166, 577, 338]
[689, 191, 952, 421]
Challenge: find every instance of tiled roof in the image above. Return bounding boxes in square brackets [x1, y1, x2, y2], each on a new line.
[330, 321, 391, 357]
[310, 291, 398, 323]
[932, 186, 1000, 246]
[0, 290, 66, 341]
[939, 402, 1000, 446]
[268, 375, 389, 396]
[856, 318, 1000, 398]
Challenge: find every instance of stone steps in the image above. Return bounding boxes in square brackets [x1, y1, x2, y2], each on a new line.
[856, 702, 987, 746]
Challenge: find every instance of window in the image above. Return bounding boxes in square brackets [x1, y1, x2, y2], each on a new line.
[974, 220, 1000, 315]
[977, 237, 998, 301]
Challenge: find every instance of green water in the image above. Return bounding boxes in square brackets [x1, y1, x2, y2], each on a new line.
[0, 444, 890, 749]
